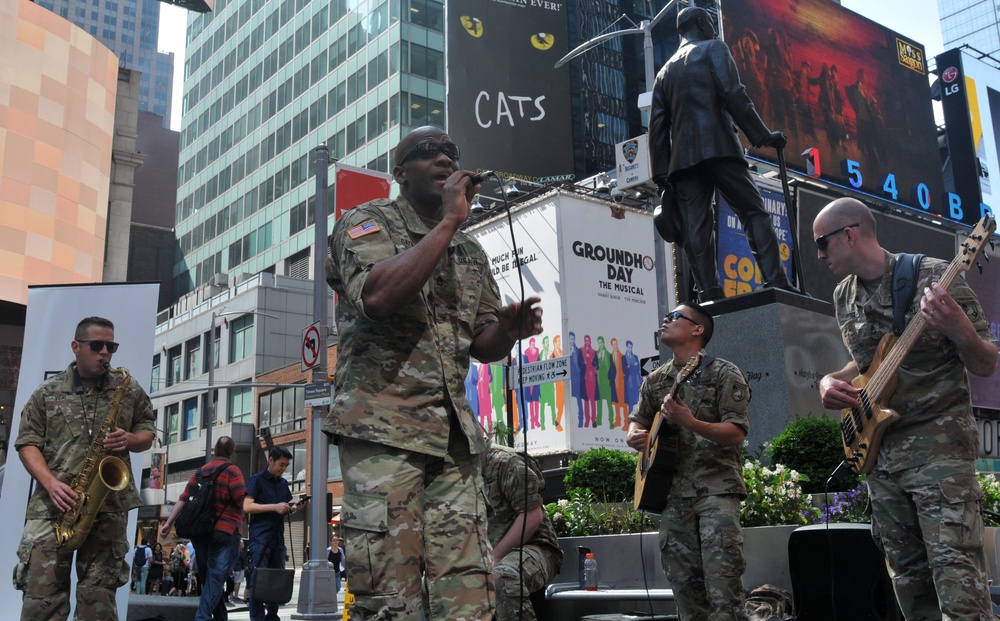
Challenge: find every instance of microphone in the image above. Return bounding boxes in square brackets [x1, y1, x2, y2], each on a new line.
[470, 170, 494, 185]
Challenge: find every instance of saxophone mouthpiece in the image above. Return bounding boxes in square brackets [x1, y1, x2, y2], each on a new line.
[100, 360, 110, 370]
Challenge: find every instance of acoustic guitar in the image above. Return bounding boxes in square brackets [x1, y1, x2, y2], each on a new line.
[841, 215, 996, 473]
[634, 351, 704, 513]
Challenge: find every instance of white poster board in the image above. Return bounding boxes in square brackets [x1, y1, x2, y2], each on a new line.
[0, 282, 159, 618]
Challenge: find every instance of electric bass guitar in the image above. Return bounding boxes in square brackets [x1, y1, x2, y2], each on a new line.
[634, 351, 704, 513]
[841, 215, 996, 473]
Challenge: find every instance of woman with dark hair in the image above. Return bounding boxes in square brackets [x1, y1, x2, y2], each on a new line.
[149, 542, 166, 594]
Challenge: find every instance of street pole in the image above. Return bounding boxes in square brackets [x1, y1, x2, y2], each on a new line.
[204, 311, 217, 463]
[294, 143, 339, 619]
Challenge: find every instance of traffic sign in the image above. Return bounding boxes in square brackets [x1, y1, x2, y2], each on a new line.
[305, 381, 331, 407]
[301, 321, 321, 372]
[507, 356, 571, 390]
[640, 356, 660, 376]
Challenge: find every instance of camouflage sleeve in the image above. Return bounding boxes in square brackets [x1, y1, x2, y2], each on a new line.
[329, 207, 396, 318]
[940, 266, 998, 347]
[473, 255, 503, 337]
[497, 452, 542, 513]
[630, 367, 666, 428]
[14, 388, 47, 449]
[714, 362, 751, 435]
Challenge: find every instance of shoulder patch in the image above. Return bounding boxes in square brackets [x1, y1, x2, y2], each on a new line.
[732, 385, 747, 402]
[347, 220, 381, 239]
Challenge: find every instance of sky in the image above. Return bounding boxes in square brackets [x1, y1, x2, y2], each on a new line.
[155, 0, 946, 132]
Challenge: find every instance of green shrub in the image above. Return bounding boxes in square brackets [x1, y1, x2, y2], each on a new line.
[980, 472, 1000, 527]
[544, 488, 658, 537]
[564, 447, 637, 503]
[767, 416, 860, 494]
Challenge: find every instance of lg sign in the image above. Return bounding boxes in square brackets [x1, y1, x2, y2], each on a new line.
[942, 66, 961, 97]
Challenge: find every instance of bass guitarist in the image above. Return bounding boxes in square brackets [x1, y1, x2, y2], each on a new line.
[815, 198, 998, 621]
[626, 303, 751, 621]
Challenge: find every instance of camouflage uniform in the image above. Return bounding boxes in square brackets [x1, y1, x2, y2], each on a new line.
[482, 446, 563, 621]
[324, 196, 501, 621]
[13, 363, 156, 621]
[833, 251, 997, 620]
[630, 357, 751, 621]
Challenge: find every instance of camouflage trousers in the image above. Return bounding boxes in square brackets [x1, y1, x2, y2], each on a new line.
[493, 545, 559, 621]
[13, 511, 130, 621]
[659, 494, 748, 621]
[339, 436, 495, 621]
[869, 459, 993, 621]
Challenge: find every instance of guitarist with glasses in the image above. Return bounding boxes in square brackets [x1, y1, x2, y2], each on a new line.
[815, 198, 998, 621]
[626, 303, 752, 621]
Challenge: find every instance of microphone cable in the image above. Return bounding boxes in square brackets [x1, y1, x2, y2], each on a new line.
[479, 170, 531, 621]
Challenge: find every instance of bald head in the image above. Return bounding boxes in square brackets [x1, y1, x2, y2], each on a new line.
[815, 198, 876, 240]
[394, 126, 448, 167]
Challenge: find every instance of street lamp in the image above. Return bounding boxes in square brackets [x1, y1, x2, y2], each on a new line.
[204, 309, 278, 463]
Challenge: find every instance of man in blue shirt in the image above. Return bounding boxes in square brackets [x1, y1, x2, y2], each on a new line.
[243, 446, 293, 621]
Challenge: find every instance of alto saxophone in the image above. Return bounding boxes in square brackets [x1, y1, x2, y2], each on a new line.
[54, 362, 132, 549]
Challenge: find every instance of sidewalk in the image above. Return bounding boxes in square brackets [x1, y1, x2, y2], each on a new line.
[129, 569, 346, 621]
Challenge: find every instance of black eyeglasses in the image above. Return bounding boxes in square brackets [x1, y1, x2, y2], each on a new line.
[397, 141, 461, 165]
[814, 223, 859, 251]
[77, 340, 119, 354]
[665, 310, 698, 325]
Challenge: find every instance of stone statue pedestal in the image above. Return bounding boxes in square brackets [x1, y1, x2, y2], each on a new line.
[703, 288, 850, 452]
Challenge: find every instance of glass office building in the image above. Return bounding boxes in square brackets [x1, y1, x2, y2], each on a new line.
[172, 0, 677, 299]
[173, 0, 444, 296]
[37, 0, 175, 125]
[939, 0, 1000, 57]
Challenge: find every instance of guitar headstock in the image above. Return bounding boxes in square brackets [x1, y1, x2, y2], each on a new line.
[959, 215, 997, 272]
[671, 350, 705, 397]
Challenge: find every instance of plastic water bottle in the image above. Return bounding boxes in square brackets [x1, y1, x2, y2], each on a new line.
[583, 552, 598, 591]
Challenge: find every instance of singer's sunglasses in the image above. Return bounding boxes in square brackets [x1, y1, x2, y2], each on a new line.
[814, 223, 859, 251]
[77, 339, 120, 354]
[665, 310, 698, 325]
[397, 141, 461, 165]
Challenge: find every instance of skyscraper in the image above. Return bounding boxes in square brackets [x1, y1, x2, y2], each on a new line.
[37, 0, 175, 125]
[939, 0, 1000, 57]
[171, 0, 670, 302]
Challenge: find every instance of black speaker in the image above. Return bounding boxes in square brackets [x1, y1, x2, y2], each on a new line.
[788, 523, 902, 621]
[126, 595, 198, 621]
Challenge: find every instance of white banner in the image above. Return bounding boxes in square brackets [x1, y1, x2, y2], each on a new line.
[0, 283, 159, 617]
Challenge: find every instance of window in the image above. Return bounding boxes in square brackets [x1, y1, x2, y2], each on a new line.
[183, 397, 199, 441]
[229, 382, 253, 423]
[258, 384, 306, 434]
[185, 337, 202, 380]
[151, 354, 161, 393]
[168, 345, 182, 387]
[229, 315, 255, 363]
[167, 403, 180, 444]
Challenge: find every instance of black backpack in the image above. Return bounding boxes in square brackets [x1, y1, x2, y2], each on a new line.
[133, 545, 148, 569]
[174, 465, 228, 539]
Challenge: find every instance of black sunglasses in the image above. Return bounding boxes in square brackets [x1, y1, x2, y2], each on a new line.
[77, 339, 119, 354]
[814, 223, 859, 251]
[398, 141, 461, 165]
[665, 310, 698, 325]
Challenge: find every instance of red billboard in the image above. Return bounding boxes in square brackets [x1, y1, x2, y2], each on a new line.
[721, 0, 945, 216]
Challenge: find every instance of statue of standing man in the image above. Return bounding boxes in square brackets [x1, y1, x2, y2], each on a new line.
[649, 7, 791, 302]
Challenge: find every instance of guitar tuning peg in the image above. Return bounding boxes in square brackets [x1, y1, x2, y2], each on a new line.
[978, 262, 984, 275]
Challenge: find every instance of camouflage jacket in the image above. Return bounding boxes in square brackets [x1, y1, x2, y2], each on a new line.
[630, 357, 750, 498]
[15, 362, 156, 518]
[482, 446, 563, 564]
[324, 196, 502, 457]
[833, 251, 997, 472]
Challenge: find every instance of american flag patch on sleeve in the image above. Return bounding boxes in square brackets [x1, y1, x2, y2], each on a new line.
[347, 220, 381, 239]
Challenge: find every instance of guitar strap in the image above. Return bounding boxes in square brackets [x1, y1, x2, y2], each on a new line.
[891, 253, 924, 336]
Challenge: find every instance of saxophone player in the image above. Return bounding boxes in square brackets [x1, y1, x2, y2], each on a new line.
[13, 316, 155, 621]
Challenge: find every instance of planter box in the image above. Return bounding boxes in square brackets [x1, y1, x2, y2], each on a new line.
[556, 525, 800, 593]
